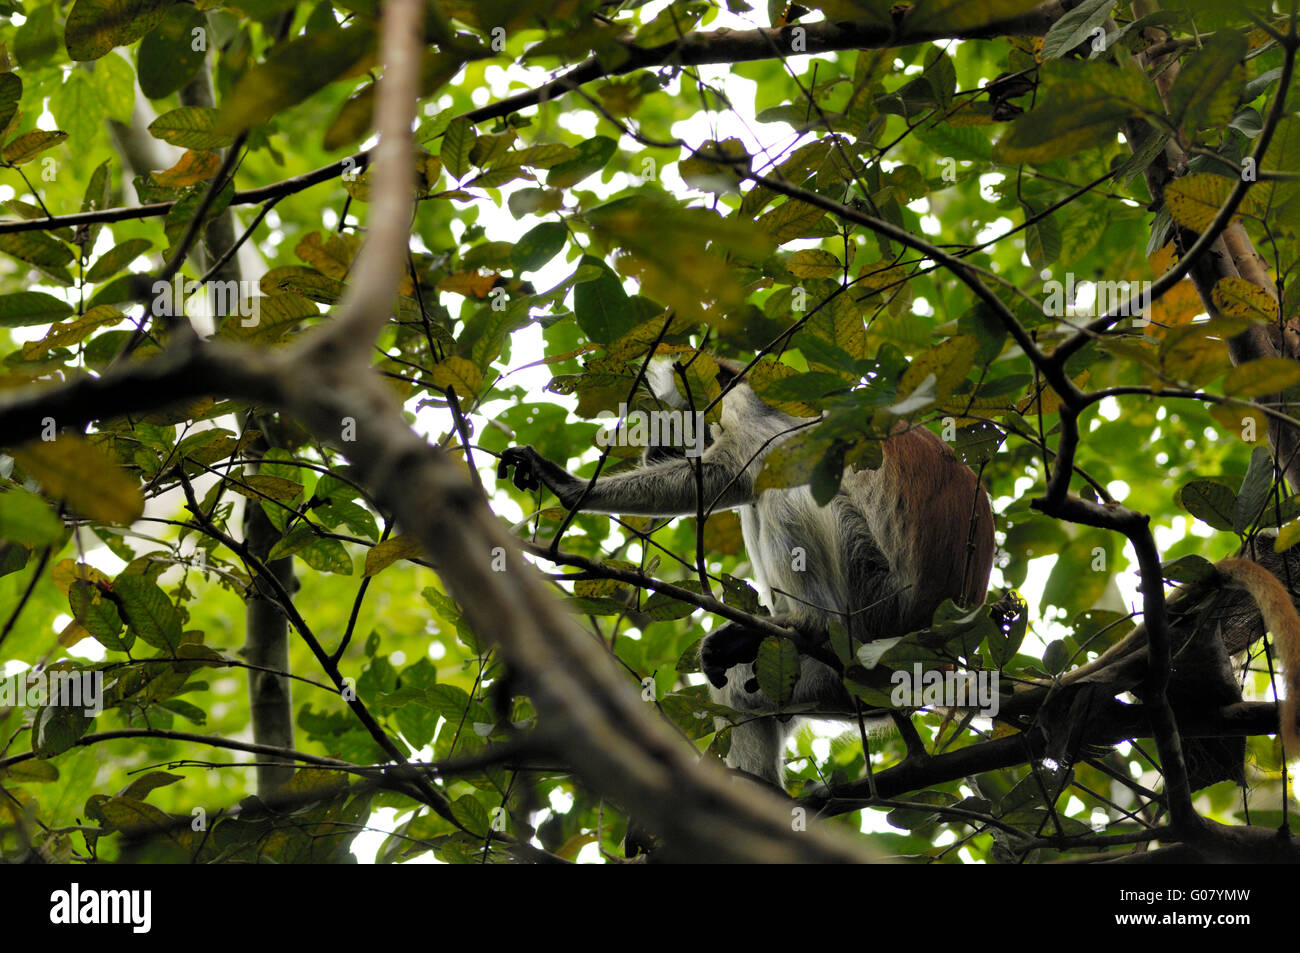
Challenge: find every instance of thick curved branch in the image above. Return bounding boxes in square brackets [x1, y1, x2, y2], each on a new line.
[466, 1, 1083, 126]
[319, 0, 422, 353]
[806, 700, 1279, 812]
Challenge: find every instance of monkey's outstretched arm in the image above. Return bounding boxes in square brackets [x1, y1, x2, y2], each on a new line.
[499, 443, 756, 517]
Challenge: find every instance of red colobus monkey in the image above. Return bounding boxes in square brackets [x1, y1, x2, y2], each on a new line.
[501, 356, 996, 788]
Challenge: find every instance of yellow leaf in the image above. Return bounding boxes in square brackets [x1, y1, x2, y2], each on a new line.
[50, 559, 110, 597]
[900, 335, 979, 399]
[747, 357, 820, 417]
[21, 305, 124, 359]
[438, 272, 499, 299]
[1166, 174, 1262, 232]
[430, 356, 483, 400]
[701, 510, 743, 555]
[1016, 371, 1090, 415]
[152, 150, 221, 188]
[1147, 280, 1201, 336]
[58, 620, 91, 647]
[787, 248, 842, 278]
[1276, 519, 1300, 552]
[1160, 324, 1230, 386]
[294, 231, 359, 280]
[756, 199, 826, 243]
[1211, 276, 1278, 325]
[1209, 403, 1267, 443]
[2, 129, 67, 165]
[14, 436, 143, 525]
[1222, 357, 1300, 398]
[364, 534, 426, 576]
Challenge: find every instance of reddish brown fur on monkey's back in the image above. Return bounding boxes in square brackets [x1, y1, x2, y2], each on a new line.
[883, 425, 995, 614]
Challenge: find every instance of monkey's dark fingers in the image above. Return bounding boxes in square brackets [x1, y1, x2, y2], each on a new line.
[499, 447, 541, 492]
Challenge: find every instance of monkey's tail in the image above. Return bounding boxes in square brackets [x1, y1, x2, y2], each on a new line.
[1218, 558, 1300, 754]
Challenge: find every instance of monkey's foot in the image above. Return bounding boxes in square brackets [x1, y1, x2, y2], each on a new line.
[700, 624, 764, 688]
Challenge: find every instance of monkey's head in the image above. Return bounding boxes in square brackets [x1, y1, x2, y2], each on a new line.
[639, 353, 749, 464]
[643, 354, 746, 409]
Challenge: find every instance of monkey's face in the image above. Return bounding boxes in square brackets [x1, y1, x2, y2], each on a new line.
[638, 354, 744, 465]
[644, 355, 747, 409]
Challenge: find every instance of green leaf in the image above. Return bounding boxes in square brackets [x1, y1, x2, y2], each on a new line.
[756, 198, 826, 243]
[79, 158, 113, 252]
[0, 487, 63, 546]
[635, 0, 707, 46]
[1161, 554, 1215, 584]
[572, 255, 638, 344]
[1024, 213, 1061, 269]
[219, 22, 376, 135]
[91, 52, 136, 124]
[1234, 446, 1274, 533]
[297, 536, 354, 575]
[787, 248, 842, 278]
[1169, 30, 1247, 136]
[113, 574, 182, 651]
[14, 5, 58, 68]
[86, 238, 153, 283]
[441, 116, 476, 180]
[506, 143, 579, 169]
[511, 221, 567, 273]
[69, 579, 129, 651]
[51, 72, 101, 151]
[1042, 639, 1069, 675]
[1041, 0, 1117, 59]
[754, 635, 800, 707]
[913, 118, 991, 161]
[0, 291, 75, 327]
[164, 181, 234, 250]
[0, 72, 21, 135]
[33, 705, 93, 757]
[0, 231, 73, 269]
[1, 759, 59, 783]
[993, 60, 1158, 164]
[987, 601, 1026, 669]
[65, 0, 171, 61]
[546, 135, 617, 189]
[810, 441, 846, 505]
[1178, 480, 1236, 531]
[149, 107, 234, 150]
[138, 4, 207, 100]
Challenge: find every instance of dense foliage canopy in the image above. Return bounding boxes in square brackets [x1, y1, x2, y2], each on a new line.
[0, 0, 1299, 865]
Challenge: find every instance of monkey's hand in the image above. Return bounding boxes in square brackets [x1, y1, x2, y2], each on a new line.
[498, 445, 582, 507]
[700, 623, 765, 690]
